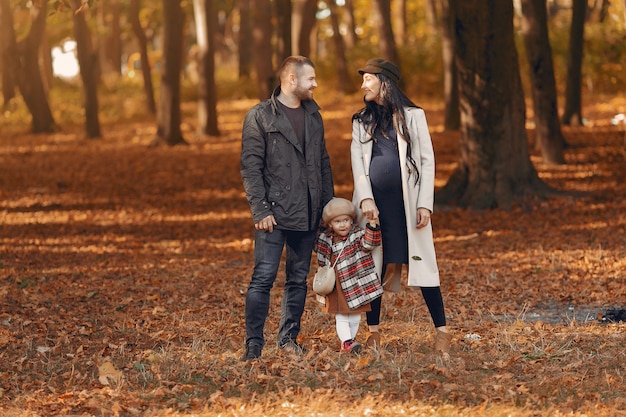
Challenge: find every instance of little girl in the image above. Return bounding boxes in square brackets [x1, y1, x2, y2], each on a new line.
[314, 197, 384, 353]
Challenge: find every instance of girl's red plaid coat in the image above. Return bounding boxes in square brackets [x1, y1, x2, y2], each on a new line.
[314, 223, 384, 310]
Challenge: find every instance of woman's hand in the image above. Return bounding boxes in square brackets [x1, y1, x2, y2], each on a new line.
[416, 207, 431, 229]
[360, 198, 379, 222]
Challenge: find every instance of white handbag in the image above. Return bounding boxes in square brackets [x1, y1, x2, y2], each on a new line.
[312, 241, 347, 295]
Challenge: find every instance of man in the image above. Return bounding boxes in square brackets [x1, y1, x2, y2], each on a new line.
[240, 56, 334, 361]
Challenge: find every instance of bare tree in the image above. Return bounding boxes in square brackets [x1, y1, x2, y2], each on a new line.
[71, 0, 101, 138]
[437, 0, 552, 209]
[1, 0, 57, 132]
[275, 0, 291, 62]
[342, 0, 357, 48]
[440, 0, 459, 130]
[328, 0, 355, 94]
[193, 0, 220, 136]
[97, 0, 121, 75]
[292, 0, 317, 58]
[0, 0, 17, 107]
[392, 0, 407, 46]
[129, 0, 156, 115]
[238, 0, 252, 78]
[373, 0, 399, 65]
[154, 0, 186, 146]
[521, 0, 566, 164]
[252, 0, 274, 100]
[562, 0, 587, 126]
[424, 0, 439, 35]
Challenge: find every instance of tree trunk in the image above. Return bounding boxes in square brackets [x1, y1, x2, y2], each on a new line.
[129, 0, 156, 115]
[40, 36, 53, 94]
[343, 0, 357, 48]
[193, 0, 220, 136]
[392, 0, 406, 46]
[597, 0, 610, 22]
[275, 0, 291, 62]
[373, 0, 399, 65]
[252, 0, 274, 100]
[521, 0, 566, 164]
[109, 0, 121, 74]
[562, 0, 586, 126]
[155, 0, 186, 146]
[293, 0, 317, 57]
[440, 0, 459, 131]
[438, 0, 551, 210]
[328, 0, 355, 94]
[72, 0, 101, 138]
[425, 0, 439, 35]
[238, 0, 252, 78]
[1, 0, 18, 107]
[96, 0, 120, 74]
[15, 0, 57, 133]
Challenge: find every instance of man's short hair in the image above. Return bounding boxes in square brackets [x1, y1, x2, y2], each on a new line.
[278, 56, 314, 82]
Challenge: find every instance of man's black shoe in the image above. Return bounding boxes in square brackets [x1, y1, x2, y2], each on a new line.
[241, 343, 262, 361]
[279, 340, 306, 355]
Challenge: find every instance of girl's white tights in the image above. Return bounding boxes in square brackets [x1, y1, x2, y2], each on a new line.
[335, 313, 361, 342]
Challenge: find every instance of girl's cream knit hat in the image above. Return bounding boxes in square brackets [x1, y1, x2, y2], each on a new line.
[322, 197, 356, 224]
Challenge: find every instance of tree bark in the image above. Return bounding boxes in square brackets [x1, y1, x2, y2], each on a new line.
[0, 0, 17, 107]
[13, 0, 57, 133]
[425, 0, 439, 36]
[562, 0, 586, 126]
[373, 0, 399, 66]
[108, 0, 121, 74]
[96, 0, 121, 74]
[252, 0, 274, 100]
[437, 0, 552, 210]
[72, 0, 101, 138]
[40, 36, 53, 94]
[328, 0, 354, 94]
[521, 0, 566, 164]
[293, 0, 317, 57]
[129, 0, 156, 115]
[193, 0, 220, 136]
[238, 0, 252, 77]
[392, 0, 407, 46]
[440, 0, 459, 131]
[155, 0, 186, 146]
[275, 0, 291, 62]
[343, 0, 357, 48]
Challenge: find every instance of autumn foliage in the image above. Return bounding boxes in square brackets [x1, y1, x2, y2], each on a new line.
[1, 94, 625, 416]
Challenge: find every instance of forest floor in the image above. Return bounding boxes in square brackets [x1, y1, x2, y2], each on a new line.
[1, 93, 625, 417]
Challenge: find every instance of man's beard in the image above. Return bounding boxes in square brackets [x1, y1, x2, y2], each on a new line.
[294, 85, 314, 101]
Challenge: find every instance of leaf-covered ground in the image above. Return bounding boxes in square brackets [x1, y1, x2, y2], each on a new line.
[1, 94, 625, 417]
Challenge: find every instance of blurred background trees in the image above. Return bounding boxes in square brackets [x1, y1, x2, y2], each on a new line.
[0, 0, 625, 208]
[1, 0, 624, 127]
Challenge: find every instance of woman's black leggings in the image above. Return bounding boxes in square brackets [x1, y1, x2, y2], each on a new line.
[366, 264, 447, 328]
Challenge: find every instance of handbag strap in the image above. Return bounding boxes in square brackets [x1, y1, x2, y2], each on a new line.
[330, 239, 348, 268]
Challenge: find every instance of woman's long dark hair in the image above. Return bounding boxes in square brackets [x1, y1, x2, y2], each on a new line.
[352, 73, 420, 185]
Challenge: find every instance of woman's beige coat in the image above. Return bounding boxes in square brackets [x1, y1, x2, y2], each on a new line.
[351, 107, 440, 287]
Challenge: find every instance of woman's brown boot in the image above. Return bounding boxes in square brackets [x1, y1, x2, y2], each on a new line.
[434, 330, 451, 355]
[365, 331, 380, 348]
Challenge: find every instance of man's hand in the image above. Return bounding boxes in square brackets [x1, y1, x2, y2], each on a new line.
[255, 214, 277, 232]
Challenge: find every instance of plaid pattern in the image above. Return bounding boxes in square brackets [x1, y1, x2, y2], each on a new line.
[314, 224, 383, 309]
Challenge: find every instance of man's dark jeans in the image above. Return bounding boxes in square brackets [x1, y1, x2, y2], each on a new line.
[245, 228, 316, 348]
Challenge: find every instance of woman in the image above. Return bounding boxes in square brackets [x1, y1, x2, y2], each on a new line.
[350, 58, 451, 355]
